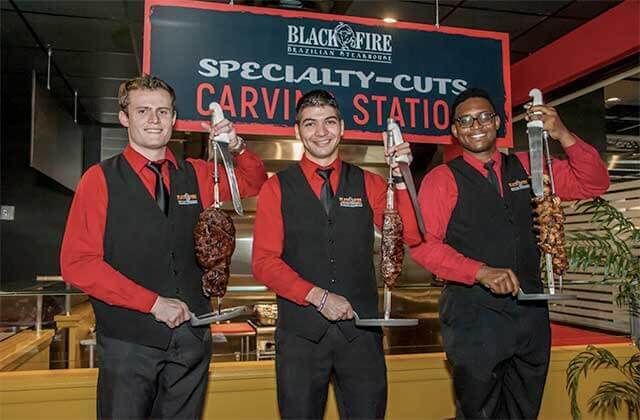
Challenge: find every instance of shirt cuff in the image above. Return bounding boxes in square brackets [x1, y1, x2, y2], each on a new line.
[469, 262, 485, 284]
[139, 291, 160, 313]
[296, 282, 316, 306]
[456, 260, 484, 285]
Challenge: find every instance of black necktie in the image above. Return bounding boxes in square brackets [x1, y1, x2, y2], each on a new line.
[147, 162, 169, 216]
[316, 168, 334, 215]
[484, 160, 500, 195]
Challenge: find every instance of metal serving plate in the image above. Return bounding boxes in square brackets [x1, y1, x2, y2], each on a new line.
[353, 312, 419, 327]
[190, 305, 253, 326]
[517, 289, 577, 301]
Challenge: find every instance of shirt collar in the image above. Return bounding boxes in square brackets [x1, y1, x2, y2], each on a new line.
[123, 144, 179, 174]
[299, 154, 341, 181]
[462, 148, 502, 175]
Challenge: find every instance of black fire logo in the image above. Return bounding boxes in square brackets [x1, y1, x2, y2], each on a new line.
[335, 22, 356, 50]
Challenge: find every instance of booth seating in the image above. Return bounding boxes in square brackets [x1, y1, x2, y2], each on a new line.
[210, 322, 256, 361]
[54, 301, 95, 369]
[0, 342, 637, 420]
[0, 329, 54, 371]
[79, 335, 97, 368]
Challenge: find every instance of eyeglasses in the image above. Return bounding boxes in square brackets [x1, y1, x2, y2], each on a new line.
[454, 112, 496, 128]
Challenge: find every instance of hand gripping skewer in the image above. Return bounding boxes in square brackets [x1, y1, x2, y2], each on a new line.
[518, 89, 576, 302]
[354, 119, 418, 327]
[189, 103, 250, 326]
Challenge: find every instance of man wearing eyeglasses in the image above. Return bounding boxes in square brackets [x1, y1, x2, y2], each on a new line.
[409, 88, 609, 419]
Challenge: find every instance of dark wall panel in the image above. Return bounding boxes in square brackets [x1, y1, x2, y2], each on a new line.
[1, 72, 74, 289]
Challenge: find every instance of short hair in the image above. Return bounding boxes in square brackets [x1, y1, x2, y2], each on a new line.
[295, 90, 342, 123]
[450, 88, 497, 120]
[118, 74, 176, 113]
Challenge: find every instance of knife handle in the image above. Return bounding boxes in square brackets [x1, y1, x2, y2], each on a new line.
[208, 102, 230, 143]
[529, 88, 544, 106]
[526, 89, 544, 129]
[386, 118, 410, 164]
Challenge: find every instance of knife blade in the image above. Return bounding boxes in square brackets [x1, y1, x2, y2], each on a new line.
[209, 102, 244, 216]
[527, 89, 545, 198]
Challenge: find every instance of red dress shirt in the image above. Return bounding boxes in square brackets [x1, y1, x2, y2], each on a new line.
[252, 154, 423, 306]
[409, 136, 610, 285]
[60, 145, 267, 313]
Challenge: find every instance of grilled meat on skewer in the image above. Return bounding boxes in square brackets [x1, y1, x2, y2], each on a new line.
[194, 207, 236, 297]
[532, 176, 568, 275]
[381, 207, 404, 288]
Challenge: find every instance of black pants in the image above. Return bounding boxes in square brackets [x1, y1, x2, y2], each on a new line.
[276, 324, 387, 420]
[96, 324, 212, 420]
[439, 289, 551, 420]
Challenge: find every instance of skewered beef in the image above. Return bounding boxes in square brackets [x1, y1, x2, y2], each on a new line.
[381, 207, 404, 288]
[532, 177, 568, 275]
[194, 207, 236, 297]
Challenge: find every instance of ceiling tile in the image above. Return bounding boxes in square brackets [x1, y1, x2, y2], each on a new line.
[346, 1, 454, 24]
[1, 11, 39, 48]
[441, 7, 545, 37]
[510, 16, 586, 54]
[21, 13, 134, 53]
[555, 0, 622, 19]
[459, 0, 571, 16]
[11, 0, 128, 20]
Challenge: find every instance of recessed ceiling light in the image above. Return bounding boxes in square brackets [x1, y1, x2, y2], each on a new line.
[383, 17, 397, 24]
[605, 97, 622, 103]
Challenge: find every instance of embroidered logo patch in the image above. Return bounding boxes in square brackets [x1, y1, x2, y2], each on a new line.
[508, 179, 530, 192]
[338, 196, 363, 208]
[176, 192, 199, 205]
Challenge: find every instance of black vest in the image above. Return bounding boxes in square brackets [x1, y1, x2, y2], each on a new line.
[278, 162, 378, 342]
[92, 154, 211, 348]
[444, 154, 541, 311]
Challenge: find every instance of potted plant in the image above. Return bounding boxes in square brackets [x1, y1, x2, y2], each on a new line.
[563, 197, 639, 419]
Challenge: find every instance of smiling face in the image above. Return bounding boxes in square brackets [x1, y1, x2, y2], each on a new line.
[451, 97, 501, 161]
[118, 88, 176, 159]
[295, 105, 344, 166]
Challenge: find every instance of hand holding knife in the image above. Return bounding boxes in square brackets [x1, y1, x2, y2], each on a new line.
[199, 102, 244, 216]
[384, 119, 427, 239]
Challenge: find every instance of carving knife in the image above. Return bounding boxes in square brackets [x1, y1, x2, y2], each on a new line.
[209, 102, 243, 216]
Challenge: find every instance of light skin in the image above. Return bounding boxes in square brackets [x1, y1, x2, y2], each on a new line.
[452, 96, 574, 295]
[297, 104, 412, 320]
[119, 88, 241, 327]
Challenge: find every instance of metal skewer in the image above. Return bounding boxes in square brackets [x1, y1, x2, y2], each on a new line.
[190, 102, 249, 325]
[518, 88, 576, 302]
[543, 131, 564, 293]
[353, 121, 417, 328]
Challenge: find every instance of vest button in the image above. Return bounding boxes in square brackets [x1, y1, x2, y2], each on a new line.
[175, 288, 180, 294]
[330, 258, 335, 263]
[331, 278, 336, 283]
[328, 239, 334, 245]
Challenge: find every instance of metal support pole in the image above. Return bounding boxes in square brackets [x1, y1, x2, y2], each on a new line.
[46, 46, 52, 90]
[36, 295, 43, 335]
[74, 90, 78, 123]
[65, 283, 71, 316]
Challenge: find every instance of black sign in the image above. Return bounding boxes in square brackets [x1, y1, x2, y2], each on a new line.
[144, 0, 512, 145]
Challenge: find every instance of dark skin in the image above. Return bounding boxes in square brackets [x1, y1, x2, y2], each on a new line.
[452, 97, 575, 296]
[451, 97, 519, 296]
